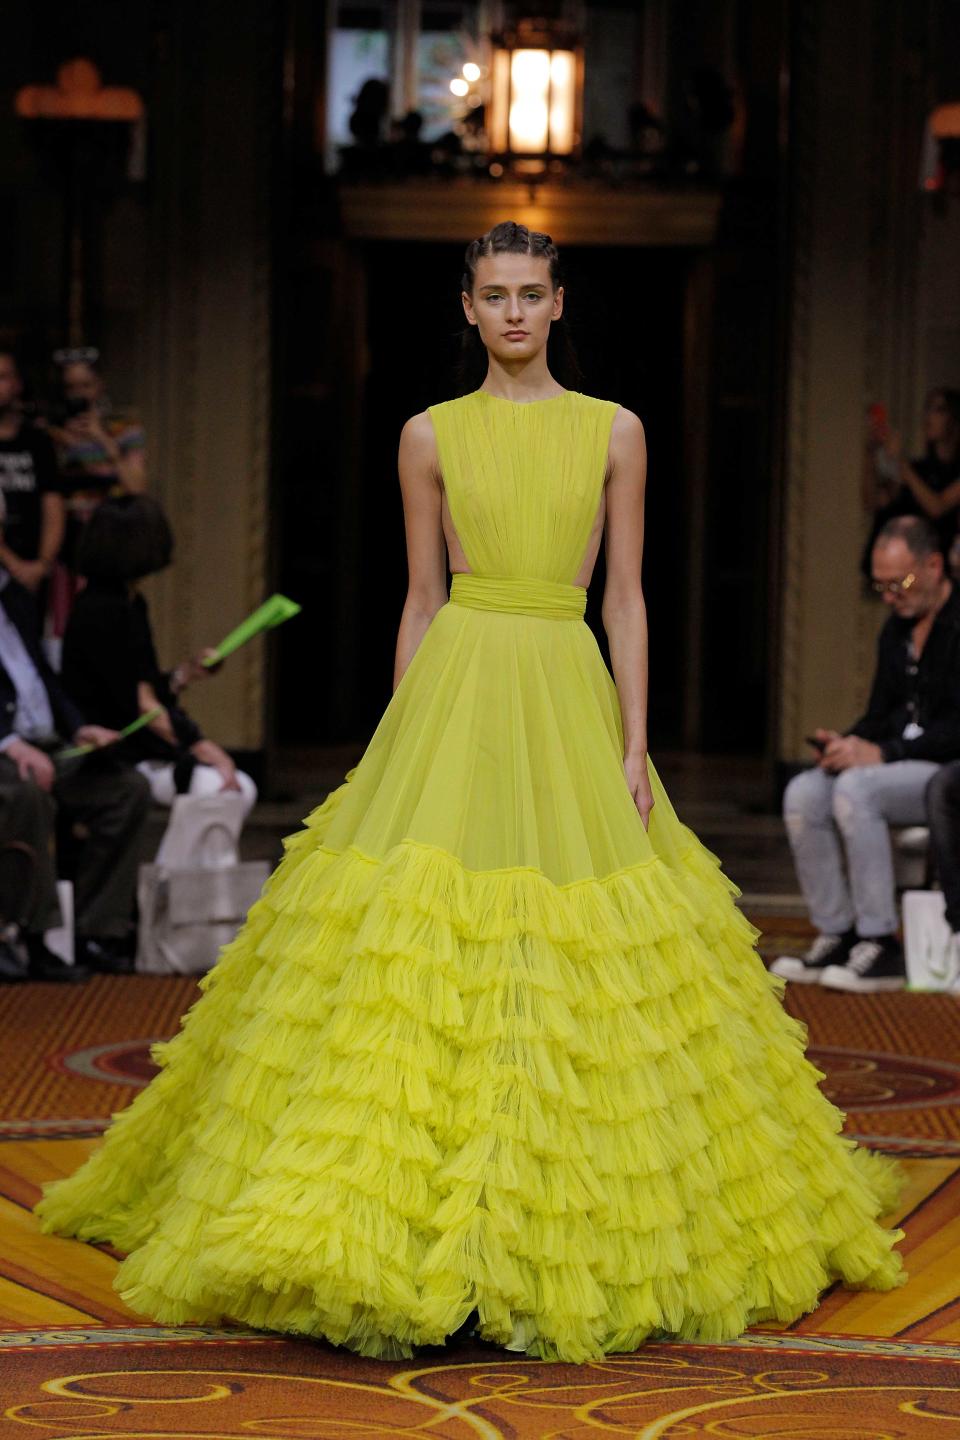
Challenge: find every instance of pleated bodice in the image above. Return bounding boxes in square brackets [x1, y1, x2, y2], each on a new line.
[427, 390, 619, 585]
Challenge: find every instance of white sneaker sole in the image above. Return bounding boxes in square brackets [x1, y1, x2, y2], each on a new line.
[819, 964, 905, 993]
[770, 957, 826, 984]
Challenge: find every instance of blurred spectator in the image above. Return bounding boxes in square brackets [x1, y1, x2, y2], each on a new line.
[0, 561, 149, 983]
[863, 388, 960, 572]
[925, 762, 960, 956]
[773, 515, 960, 993]
[44, 347, 146, 645]
[49, 347, 146, 507]
[926, 533, 960, 960]
[62, 494, 257, 817]
[0, 350, 65, 600]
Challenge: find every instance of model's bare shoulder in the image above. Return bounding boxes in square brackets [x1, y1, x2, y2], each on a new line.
[607, 406, 647, 488]
[399, 409, 439, 465]
[400, 409, 436, 446]
[398, 410, 442, 497]
[610, 405, 645, 446]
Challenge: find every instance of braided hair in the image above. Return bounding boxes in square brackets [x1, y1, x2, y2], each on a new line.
[455, 220, 582, 396]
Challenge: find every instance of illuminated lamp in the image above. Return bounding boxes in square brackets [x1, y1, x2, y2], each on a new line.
[489, 18, 582, 165]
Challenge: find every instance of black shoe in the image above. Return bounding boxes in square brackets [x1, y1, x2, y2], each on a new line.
[75, 935, 136, 975]
[25, 934, 90, 984]
[820, 934, 906, 993]
[770, 928, 857, 984]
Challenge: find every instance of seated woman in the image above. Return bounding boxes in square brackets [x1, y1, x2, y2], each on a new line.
[62, 494, 257, 816]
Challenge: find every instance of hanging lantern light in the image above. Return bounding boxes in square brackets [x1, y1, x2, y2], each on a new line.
[488, 18, 583, 165]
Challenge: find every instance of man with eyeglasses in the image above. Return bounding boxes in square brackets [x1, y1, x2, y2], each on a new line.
[774, 514, 960, 991]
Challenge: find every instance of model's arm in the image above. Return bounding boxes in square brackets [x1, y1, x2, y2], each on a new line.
[394, 411, 449, 692]
[601, 407, 654, 829]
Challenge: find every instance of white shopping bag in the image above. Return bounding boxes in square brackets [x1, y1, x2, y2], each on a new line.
[154, 792, 247, 870]
[902, 890, 960, 992]
[44, 880, 74, 965]
[138, 793, 265, 974]
[136, 860, 269, 974]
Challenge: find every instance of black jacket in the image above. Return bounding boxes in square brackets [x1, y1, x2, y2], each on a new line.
[0, 576, 84, 745]
[62, 580, 203, 764]
[849, 583, 960, 762]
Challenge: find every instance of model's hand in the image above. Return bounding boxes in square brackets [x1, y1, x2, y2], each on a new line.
[625, 752, 654, 831]
[822, 736, 883, 771]
[73, 725, 119, 750]
[191, 739, 241, 792]
[6, 739, 55, 791]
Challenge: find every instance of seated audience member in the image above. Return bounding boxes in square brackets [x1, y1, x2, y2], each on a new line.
[925, 762, 960, 959]
[863, 388, 960, 571]
[774, 514, 960, 992]
[0, 563, 150, 983]
[0, 351, 65, 600]
[925, 533, 960, 961]
[62, 494, 257, 816]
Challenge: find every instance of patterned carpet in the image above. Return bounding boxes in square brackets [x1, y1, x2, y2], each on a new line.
[2, 916, 959, 1436]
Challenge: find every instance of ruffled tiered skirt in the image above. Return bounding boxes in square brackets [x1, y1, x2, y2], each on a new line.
[35, 578, 905, 1362]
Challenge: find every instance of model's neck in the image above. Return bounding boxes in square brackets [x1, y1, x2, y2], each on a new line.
[479, 356, 563, 403]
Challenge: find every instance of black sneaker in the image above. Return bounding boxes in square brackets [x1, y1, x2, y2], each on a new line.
[76, 935, 135, 975]
[770, 929, 856, 984]
[25, 935, 90, 984]
[820, 934, 906, 993]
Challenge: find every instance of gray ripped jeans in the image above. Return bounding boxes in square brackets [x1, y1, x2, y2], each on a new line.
[783, 760, 940, 937]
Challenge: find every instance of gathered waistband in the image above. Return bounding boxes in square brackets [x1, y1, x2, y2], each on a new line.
[449, 573, 587, 620]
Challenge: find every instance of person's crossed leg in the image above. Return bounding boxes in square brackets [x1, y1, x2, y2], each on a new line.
[775, 758, 940, 991]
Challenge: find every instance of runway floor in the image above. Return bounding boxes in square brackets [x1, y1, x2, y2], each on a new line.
[1, 912, 958, 1434]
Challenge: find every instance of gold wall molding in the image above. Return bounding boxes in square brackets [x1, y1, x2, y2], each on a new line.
[337, 180, 722, 247]
[779, 0, 930, 761]
[141, 0, 274, 753]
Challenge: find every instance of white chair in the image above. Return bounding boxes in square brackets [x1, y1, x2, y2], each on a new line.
[891, 825, 932, 891]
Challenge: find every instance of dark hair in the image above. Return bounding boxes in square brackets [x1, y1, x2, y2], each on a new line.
[874, 513, 941, 560]
[455, 220, 583, 396]
[926, 387, 960, 460]
[76, 494, 174, 583]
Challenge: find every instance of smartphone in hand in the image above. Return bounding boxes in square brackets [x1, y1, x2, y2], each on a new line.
[805, 734, 827, 754]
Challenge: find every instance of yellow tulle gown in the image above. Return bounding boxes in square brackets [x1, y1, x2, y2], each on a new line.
[35, 388, 905, 1363]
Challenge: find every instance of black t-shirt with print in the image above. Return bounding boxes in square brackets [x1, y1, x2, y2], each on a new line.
[0, 422, 60, 560]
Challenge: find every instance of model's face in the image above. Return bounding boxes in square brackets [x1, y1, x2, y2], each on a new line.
[462, 253, 562, 364]
[871, 537, 944, 619]
[924, 391, 957, 448]
[0, 356, 21, 412]
[62, 363, 101, 404]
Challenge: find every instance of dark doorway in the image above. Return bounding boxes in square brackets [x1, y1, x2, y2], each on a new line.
[274, 238, 692, 749]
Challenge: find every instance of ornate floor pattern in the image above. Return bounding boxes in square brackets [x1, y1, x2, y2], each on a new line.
[1, 917, 958, 1436]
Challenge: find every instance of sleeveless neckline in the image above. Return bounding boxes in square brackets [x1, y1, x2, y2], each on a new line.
[471, 389, 575, 406]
